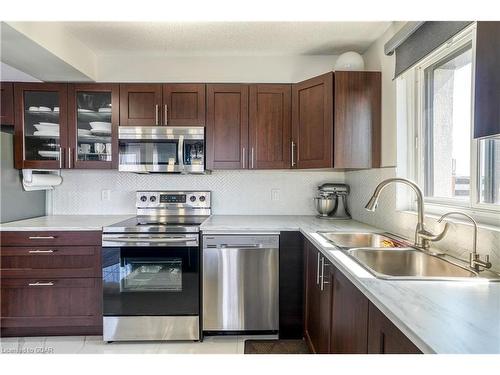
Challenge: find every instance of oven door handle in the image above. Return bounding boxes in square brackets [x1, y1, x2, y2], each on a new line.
[102, 236, 198, 247]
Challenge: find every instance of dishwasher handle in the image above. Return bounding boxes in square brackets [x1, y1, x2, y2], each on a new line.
[219, 244, 262, 249]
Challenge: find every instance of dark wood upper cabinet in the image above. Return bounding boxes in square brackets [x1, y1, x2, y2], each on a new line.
[292, 72, 333, 169]
[206, 84, 249, 170]
[1, 82, 15, 126]
[330, 267, 369, 353]
[249, 84, 291, 169]
[334, 71, 381, 169]
[119, 84, 162, 126]
[367, 302, 422, 354]
[474, 22, 500, 138]
[68, 83, 119, 169]
[163, 84, 205, 126]
[14, 83, 68, 170]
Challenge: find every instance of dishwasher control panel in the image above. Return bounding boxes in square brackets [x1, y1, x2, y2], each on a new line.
[203, 235, 279, 249]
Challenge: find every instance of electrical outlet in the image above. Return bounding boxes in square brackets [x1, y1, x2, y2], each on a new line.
[101, 189, 111, 201]
[271, 189, 280, 201]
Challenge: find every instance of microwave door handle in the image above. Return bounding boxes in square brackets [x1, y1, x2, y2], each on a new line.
[178, 135, 184, 170]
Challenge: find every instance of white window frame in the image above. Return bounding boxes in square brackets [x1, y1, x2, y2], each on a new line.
[400, 23, 500, 226]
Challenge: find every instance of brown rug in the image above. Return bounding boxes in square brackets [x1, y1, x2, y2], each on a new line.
[244, 339, 311, 354]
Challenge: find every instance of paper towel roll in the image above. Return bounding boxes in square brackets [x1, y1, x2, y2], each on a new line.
[22, 173, 62, 191]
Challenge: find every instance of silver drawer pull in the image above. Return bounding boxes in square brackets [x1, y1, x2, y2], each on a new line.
[28, 236, 56, 240]
[28, 250, 55, 254]
[28, 282, 55, 286]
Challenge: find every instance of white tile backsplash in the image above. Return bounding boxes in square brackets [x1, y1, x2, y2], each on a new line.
[345, 167, 500, 272]
[50, 169, 345, 215]
[48, 167, 499, 271]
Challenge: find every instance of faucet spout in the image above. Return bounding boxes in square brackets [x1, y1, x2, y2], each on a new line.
[437, 211, 491, 272]
[364, 178, 428, 249]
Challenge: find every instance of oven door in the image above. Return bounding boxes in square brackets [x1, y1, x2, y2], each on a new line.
[102, 234, 199, 317]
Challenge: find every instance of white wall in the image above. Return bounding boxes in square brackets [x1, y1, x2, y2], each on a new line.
[96, 55, 338, 83]
[362, 22, 405, 167]
[49, 170, 344, 215]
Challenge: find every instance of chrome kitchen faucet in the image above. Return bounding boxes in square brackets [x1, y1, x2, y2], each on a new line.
[364, 177, 448, 250]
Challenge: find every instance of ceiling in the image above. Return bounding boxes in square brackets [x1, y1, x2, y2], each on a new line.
[57, 22, 391, 56]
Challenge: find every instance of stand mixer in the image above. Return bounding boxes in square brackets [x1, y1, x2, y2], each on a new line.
[314, 183, 351, 219]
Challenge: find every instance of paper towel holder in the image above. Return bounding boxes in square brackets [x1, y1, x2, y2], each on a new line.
[21, 169, 63, 191]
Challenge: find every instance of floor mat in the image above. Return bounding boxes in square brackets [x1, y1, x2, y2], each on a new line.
[244, 339, 310, 354]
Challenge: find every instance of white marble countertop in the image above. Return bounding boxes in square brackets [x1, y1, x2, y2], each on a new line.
[0, 215, 133, 231]
[1, 214, 499, 353]
[201, 215, 500, 354]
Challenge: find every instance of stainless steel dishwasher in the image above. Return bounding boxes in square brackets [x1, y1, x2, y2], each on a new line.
[202, 235, 279, 332]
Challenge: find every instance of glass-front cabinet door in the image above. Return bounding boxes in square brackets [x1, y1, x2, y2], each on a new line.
[14, 83, 68, 169]
[68, 84, 119, 169]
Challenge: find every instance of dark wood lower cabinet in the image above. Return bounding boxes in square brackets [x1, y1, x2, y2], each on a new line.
[0, 231, 103, 337]
[303, 238, 422, 354]
[330, 268, 369, 353]
[304, 240, 331, 354]
[1, 278, 102, 336]
[367, 303, 422, 354]
[279, 232, 304, 339]
[304, 240, 322, 352]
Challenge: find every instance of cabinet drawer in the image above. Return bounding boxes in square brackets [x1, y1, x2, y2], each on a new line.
[0, 231, 101, 246]
[1, 277, 101, 328]
[1, 246, 101, 278]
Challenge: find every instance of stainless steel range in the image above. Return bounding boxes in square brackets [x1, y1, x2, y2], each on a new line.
[102, 190, 211, 342]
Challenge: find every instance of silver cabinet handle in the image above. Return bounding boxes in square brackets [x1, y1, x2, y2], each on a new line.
[242, 147, 246, 169]
[28, 282, 55, 286]
[28, 236, 55, 240]
[316, 252, 321, 285]
[155, 104, 159, 125]
[68, 147, 72, 168]
[251, 147, 254, 169]
[291, 141, 296, 167]
[59, 147, 63, 169]
[28, 249, 55, 254]
[320, 256, 330, 291]
[164, 104, 168, 125]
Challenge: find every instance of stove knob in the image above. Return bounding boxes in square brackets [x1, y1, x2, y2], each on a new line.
[199, 196, 206, 202]
[150, 196, 157, 202]
[140, 195, 148, 202]
[190, 196, 197, 202]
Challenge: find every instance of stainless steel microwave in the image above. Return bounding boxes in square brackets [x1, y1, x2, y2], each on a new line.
[118, 126, 205, 173]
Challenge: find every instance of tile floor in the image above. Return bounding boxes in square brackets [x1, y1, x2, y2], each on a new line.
[0, 334, 278, 354]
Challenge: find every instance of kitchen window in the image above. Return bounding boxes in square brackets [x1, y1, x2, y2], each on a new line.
[399, 24, 500, 224]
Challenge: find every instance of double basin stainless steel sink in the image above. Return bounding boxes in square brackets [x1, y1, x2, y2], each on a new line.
[318, 232, 499, 281]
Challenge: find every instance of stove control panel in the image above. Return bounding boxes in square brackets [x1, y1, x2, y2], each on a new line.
[136, 191, 211, 209]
